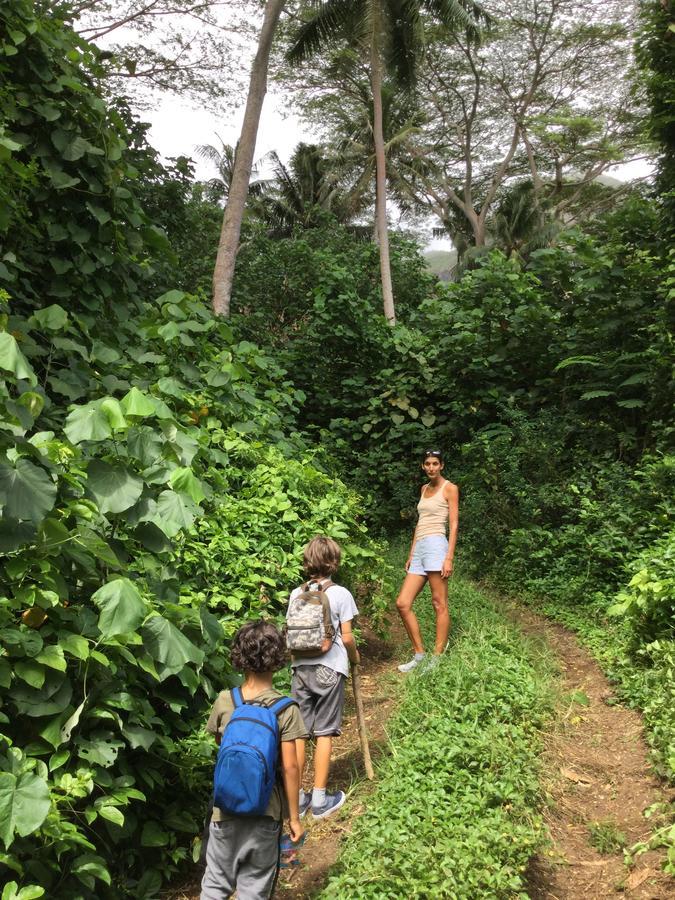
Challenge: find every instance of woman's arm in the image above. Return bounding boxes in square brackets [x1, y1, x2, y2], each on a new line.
[441, 483, 459, 578]
[405, 487, 424, 571]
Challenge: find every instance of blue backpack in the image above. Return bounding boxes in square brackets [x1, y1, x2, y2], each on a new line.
[213, 687, 295, 816]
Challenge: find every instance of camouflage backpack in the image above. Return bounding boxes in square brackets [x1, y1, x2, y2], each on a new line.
[286, 579, 336, 658]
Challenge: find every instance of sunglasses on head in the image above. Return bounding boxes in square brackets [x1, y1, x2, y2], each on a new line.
[424, 449, 442, 458]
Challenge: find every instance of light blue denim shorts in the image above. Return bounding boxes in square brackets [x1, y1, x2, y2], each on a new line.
[409, 535, 449, 575]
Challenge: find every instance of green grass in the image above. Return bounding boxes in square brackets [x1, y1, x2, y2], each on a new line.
[587, 820, 626, 855]
[320, 542, 556, 898]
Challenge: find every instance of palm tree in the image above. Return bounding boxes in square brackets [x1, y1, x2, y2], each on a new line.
[491, 180, 560, 258]
[256, 142, 355, 233]
[196, 140, 265, 202]
[287, 0, 484, 324]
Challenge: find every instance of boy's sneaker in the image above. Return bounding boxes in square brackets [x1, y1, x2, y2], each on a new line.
[397, 653, 425, 673]
[299, 790, 312, 818]
[312, 790, 346, 820]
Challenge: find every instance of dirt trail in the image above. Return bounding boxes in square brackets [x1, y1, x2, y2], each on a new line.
[509, 603, 673, 900]
[164, 619, 404, 900]
[165, 601, 673, 900]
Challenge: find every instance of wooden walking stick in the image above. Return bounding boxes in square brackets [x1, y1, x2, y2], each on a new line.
[351, 663, 375, 780]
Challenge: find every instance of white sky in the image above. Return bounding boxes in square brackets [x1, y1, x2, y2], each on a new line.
[147, 90, 313, 181]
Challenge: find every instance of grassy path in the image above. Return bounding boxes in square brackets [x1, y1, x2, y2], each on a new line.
[165, 541, 672, 899]
[315, 565, 556, 899]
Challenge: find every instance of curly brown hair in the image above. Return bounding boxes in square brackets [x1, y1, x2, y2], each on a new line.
[230, 621, 287, 673]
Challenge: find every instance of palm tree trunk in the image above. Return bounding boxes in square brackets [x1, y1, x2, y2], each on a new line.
[212, 0, 286, 317]
[370, 22, 396, 325]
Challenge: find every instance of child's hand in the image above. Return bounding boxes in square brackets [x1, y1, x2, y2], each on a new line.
[288, 817, 304, 843]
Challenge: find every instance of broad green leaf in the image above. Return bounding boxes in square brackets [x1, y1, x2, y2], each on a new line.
[0, 771, 51, 848]
[200, 606, 223, 646]
[0, 459, 56, 524]
[64, 400, 112, 443]
[169, 467, 206, 503]
[152, 490, 198, 537]
[59, 634, 89, 660]
[32, 304, 68, 331]
[0, 519, 36, 552]
[140, 821, 170, 847]
[142, 615, 204, 678]
[15, 660, 45, 689]
[35, 645, 66, 672]
[98, 806, 124, 827]
[120, 387, 156, 418]
[157, 377, 186, 399]
[134, 522, 172, 553]
[72, 853, 111, 886]
[0, 333, 37, 385]
[93, 578, 147, 638]
[73, 527, 120, 567]
[127, 426, 164, 467]
[100, 398, 127, 430]
[121, 723, 157, 750]
[76, 735, 123, 768]
[90, 342, 120, 364]
[2, 882, 45, 900]
[87, 461, 143, 515]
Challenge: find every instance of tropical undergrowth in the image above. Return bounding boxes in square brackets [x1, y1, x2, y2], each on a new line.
[0, 6, 388, 897]
[320, 543, 555, 899]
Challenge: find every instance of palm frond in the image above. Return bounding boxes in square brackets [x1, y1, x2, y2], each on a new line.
[420, 0, 486, 43]
[286, 0, 367, 63]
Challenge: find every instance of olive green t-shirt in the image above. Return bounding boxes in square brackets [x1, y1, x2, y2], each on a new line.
[206, 688, 308, 822]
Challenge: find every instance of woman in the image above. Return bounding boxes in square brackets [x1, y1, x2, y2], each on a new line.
[396, 449, 459, 673]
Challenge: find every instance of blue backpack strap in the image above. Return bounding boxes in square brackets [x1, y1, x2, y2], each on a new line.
[231, 686, 244, 708]
[269, 696, 295, 717]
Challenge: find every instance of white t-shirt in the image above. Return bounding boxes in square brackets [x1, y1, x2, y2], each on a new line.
[288, 583, 359, 678]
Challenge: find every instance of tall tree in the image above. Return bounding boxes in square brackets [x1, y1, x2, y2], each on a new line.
[212, 0, 286, 317]
[48, 0, 255, 109]
[286, 0, 483, 324]
[636, 0, 675, 230]
[256, 142, 356, 232]
[404, 0, 646, 247]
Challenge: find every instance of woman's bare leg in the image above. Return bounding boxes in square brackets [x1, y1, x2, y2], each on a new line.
[427, 571, 450, 654]
[395, 573, 428, 653]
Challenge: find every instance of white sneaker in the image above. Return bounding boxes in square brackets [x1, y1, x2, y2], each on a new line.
[398, 654, 425, 673]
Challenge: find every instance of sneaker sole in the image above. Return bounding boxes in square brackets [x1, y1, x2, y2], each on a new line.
[312, 793, 346, 820]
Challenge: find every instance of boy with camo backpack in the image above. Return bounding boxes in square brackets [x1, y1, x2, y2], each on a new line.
[285, 536, 360, 820]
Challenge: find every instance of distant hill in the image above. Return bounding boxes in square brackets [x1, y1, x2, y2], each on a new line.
[423, 249, 457, 280]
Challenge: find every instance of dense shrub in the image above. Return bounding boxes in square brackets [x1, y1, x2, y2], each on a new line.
[0, 287, 388, 897]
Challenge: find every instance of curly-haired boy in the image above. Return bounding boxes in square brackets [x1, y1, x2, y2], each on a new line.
[200, 621, 307, 900]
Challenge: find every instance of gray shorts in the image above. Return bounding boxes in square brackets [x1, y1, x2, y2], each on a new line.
[291, 665, 346, 737]
[200, 816, 280, 900]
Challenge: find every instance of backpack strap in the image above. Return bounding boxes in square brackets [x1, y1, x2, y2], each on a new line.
[269, 696, 296, 717]
[230, 686, 244, 708]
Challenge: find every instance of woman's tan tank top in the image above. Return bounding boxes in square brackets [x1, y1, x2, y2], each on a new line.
[415, 483, 448, 540]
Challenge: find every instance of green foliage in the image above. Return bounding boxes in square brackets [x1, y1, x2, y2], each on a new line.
[587, 820, 626, 854]
[0, 284, 387, 896]
[321, 559, 553, 898]
[608, 528, 675, 646]
[0, 1, 167, 315]
[636, 0, 675, 229]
